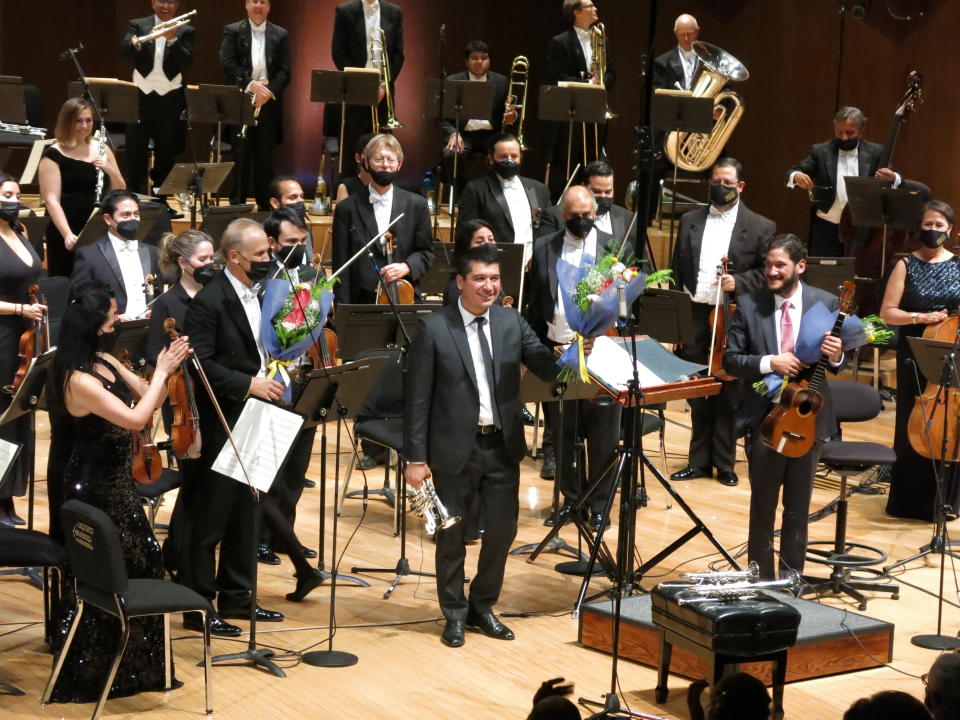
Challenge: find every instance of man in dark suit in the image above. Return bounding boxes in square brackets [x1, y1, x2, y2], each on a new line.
[670, 158, 774, 487]
[120, 0, 195, 200]
[220, 0, 291, 210]
[437, 40, 511, 196]
[787, 106, 900, 257]
[526, 186, 625, 530]
[332, 133, 433, 305]
[71, 190, 160, 321]
[724, 234, 844, 580]
[546, 0, 615, 199]
[328, 0, 404, 176]
[652, 13, 700, 92]
[458, 132, 558, 271]
[404, 243, 563, 647]
[179, 217, 286, 635]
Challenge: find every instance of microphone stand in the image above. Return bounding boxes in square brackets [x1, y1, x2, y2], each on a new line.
[181, 108, 203, 227]
[434, 24, 448, 243]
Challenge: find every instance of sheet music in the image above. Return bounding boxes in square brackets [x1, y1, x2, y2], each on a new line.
[212, 398, 304, 492]
[0, 439, 22, 487]
[586, 335, 705, 392]
[20, 138, 56, 185]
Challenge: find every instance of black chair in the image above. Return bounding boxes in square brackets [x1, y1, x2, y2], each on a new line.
[802, 380, 899, 610]
[136, 467, 182, 531]
[0, 527, 65, 695]
[43, 500, 212, 720]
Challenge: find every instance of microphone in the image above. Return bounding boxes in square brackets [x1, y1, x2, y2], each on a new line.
[617, 281, 628, 322]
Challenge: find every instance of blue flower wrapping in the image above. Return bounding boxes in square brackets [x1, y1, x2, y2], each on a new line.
[793, 301, 874, 364]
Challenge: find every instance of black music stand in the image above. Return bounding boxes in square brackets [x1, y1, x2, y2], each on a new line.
[74, 201, 164, 249]
[0, 77, 28, 124]
[651, 90, 714, 258]
[66, 79, 139, 129]
[335, 304, 440, 361]
[845, 177, 929, 260]
[114, 319, 150, 365]
[539, 84, 608, 186]
[804, 257, 856, 295]
[310, 69, 380, 177]
[199, 204, 262, 246]
[418, 242, 456, 298]
[188, 84, 253, 163]
[633, 288, 696, 346]
[158, 162, 235, 229]
[496, 243, 526, 307]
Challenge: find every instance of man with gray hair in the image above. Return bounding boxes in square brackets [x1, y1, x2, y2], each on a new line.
[653, 13, 701, 92]
[787, 106, 900, 257]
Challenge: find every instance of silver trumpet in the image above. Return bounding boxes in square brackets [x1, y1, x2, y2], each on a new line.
[661, 571, 802, 606]
[681, 561, 760, 584]
[410, 478, 459, 536]
[132, 9, 197, 49]
[0, 121, 46, 137]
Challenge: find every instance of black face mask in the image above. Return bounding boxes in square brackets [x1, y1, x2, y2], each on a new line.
[595, 197, 613, 216]
[493, 160, 520, 180]
[242, 256, 273, 283]
[286, 201, 307, 221]
[364, 163, 398, 187]
[919, 229, 949, 249]
[710, 184, 739, 208]
[115, 219, 139, 241]
[97, 329, 118, 353]
[0, 201, 20, 223]
[277, 244, 305, 268]
[565, 215, 595, 239]
[192, 262, 216, 286]
[835, 137, 859, 152]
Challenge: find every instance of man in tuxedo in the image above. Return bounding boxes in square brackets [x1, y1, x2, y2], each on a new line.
[404, 243, 563, 647]
[328, 0, 404, 176]
[121, 0, 195, 200]
[267, 175, 314, 258]
[264, 206, 317, 285]
[724, 234, 844, 580]
[71, 189, 160, 320]
[220, 0, 291, 210]
[179, 217, 286, 635]
[331, 133, 433, 305]
[670, 158, 774, 487]
[526, 186, 625, 530]
[787, 106, 900, 257]
[437, 40, 512, 197]
[653, 13, 700, 92]
[458, 132, 558, 270]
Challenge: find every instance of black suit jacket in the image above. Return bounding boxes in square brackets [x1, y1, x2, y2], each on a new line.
[724, 283, 841, 437]
[546, 29, 615, 88]
[437, 70, 508, 140]
[458, 173, 559, 247]
[544, 204, 642, 263]
[120, 15, 195, 81]
[652, 47, 695, 91]
[787, 139, 883, 214]
[331, 185, 434, 304]
[671, 202, 775, 300]
[404, 302, 557, 475]
[331, 0, 404, 77]
[71, 236, 160, 315]
[525, 227, 624, 345]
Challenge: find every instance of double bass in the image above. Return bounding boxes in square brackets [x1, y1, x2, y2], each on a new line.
[7, 285, 50, 396]
[375, 232, 415, 305]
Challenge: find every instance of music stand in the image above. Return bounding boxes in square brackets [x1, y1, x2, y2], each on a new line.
[66, 79, 139, 127]
[159, 162, 235, 229]
[310, 69, 380, 177]
[804, 257, 856, 295]
[188, 84, 253, 163]
[114, 319, 150, 365]
[418, 242, 456, 298]
[335, 304, 439, 361]
[199, 204, 259, 246]
[845, 177, 929, 259]
[74, 201, 164, 249]
[0, 78, 28, 124]
[538, 84, 608, 185]
[651, 90, 715, 258]
[633, 288, 696, 346]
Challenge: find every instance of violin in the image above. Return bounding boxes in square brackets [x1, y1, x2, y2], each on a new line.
[302, 253, 338, 369]
[118, 350, 164, 486]
[163, 318, 202, 459]
[7, 284, 49, 396]
[375, 232, 416, 305]
[707, 257, 737, 382]
[907, 313, 960, 461]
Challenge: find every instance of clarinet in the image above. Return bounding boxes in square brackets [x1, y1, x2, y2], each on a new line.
[93, 125, 106, 207]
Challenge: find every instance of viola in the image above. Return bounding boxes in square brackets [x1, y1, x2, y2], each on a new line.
[117, 350, 164, 485]
[707, 257, 737, 382]
[375, 232, 416, 305]
[761, 280, 856, 458]
[907, 313, 960, 461]
[163, 318, 202, 459]
[7, 284, 49, 396]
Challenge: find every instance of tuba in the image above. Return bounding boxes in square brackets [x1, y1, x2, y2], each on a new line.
[505, 56, 530, 150]
[410, 478, 460, 536]
[369, 27, 403, 131]
[664, 41, 748, 173]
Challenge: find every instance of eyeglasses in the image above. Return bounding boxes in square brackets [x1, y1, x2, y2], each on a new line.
[921, 673, 928, 686]
[708, 180, 739, 188]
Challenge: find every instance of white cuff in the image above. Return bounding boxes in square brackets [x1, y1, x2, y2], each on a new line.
[759, 355, 773, 375]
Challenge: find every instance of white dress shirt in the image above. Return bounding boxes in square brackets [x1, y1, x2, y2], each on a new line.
[691, 201, 739, 305]
[458, 299, 495, 426]
[249, 20, 268, 84]
[463, 72, 494, 132]
[108, 232, 147, 319]
[363, 0, 382, 69]
[225, 268, 267, 373]
[678, 46, 697, 90]
[498, 175, 534, 266]
[575, 26, 593, 76]
[548, 228, 598, 344]
[760, 283, 804, 375]
[595, 209, 612, 235]
[369, 184, 394, 236]
[132, 15, 181, 96]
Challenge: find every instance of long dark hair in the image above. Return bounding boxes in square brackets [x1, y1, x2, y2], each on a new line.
[51, 282, 114, 411]
[0, 172, 24, 234]
[453, 218, 495, 259]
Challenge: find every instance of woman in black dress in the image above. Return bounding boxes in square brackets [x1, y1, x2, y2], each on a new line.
[880, 200, 960, 522]
[48, 281, 191, 703]
[39, 97, 125, 277]
[0, 173, 45, 527]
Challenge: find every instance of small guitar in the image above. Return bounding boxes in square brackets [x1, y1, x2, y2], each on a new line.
[760, 281, 855, 458]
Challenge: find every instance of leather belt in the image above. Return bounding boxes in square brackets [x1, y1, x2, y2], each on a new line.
[477, 424, 499, 435]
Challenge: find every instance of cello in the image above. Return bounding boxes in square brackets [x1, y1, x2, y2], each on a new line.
[163, 318, 202, 459]
[375, 232, 415, 305]
[907, 314, 960, 461]
[6, 284, 49, 396]
[707, 257, 737, 382]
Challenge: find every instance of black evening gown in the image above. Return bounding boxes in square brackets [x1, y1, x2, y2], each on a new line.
[887, 254, 960, 522]
[49, 367, 175, 703]
[42, 146, 102, 277]
[0, 230, 41, 499]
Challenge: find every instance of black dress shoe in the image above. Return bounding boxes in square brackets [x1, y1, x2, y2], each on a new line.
[299, 544, 318, 559]
[466, 610, 514, 640]
[258, 542, 281, 565]
[521, 407, 536, 426]
[539, 455, 556, 479]
[183, 612, 242, 637]
[303, 478, 317, 488]
[589, 512, 611, 533]
[285, 569, 324, 602]
[358, 454, 379, 470]
[717, 471, 739, 487]
[220, 605, 285, 623]
[670, 466, 710, 481]
[442, 619, 465, 647]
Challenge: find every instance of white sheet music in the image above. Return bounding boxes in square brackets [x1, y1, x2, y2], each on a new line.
[0, 439, 22, 486]
[586, 335, 665, 390]
[211, 399, 304, 492]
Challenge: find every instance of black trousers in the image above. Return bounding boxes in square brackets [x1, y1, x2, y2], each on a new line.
[442, 129, 494, 198]
[230, 101, 281, 210]
[262, 426, 316, 543]
[126, 89, 187, 195]
[746, 430, 821, 580]
[808, 213, 844, 258]
[433, 431, 518, 620]
[543, 396, 621, 516]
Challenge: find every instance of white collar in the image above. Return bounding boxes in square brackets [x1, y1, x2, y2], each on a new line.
[775, 282, 803, 309]
[563, 228, 595, 248]
[108, 231, 138, 252]
[363, 0, 380, 15]
[679, 46, 696, 59]
[498, 173, 522, 190]
[575, 26, 591, 40]
[838, 147, 857, 156]
[369, 183, 394, 203]
[468, 72, 487, 82]
[458, 297, 490, 327]
[250, 20, 267, 33]
[708, 199, 739, 219]
[225, 266, 258, 301]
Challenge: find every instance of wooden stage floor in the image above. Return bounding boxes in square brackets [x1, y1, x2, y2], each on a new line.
[0, 387, 956, 719]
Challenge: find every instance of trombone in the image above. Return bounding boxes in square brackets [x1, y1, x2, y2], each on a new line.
[505, 56, 530, 150]
[590, 22, 616, 120]
[369, 27, 402, 131]
[131, 9, 197, 49]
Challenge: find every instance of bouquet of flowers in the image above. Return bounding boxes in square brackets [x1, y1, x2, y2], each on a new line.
[556, 242, 673, 383]
[752, 303, 894, 399]
[259, 276, 337, 403]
